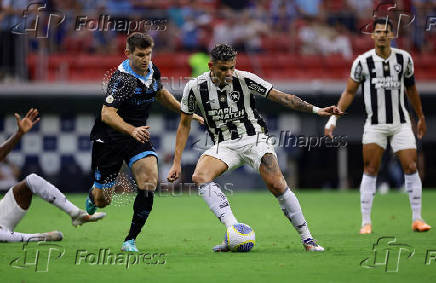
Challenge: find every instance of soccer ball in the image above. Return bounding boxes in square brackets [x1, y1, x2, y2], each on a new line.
[225, 223, 256, 252]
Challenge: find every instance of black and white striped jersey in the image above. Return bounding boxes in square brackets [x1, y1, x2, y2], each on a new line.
[181, 70, 273, 143]
[350, 48, 415, 125]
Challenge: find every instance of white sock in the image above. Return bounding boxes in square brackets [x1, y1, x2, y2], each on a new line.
[198, 182, 238, 228]
[277, 188, 312, 241]
[405, 172, 422, 221]
[0, 229, 46, 242]
[25, 174, 79, 217]
[360, 174, 376, 226]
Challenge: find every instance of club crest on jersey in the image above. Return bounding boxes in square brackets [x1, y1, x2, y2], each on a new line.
[219, 94, 227, 103]
[106, 95, 114, 104]
[230, 91, 240, 102]
[394, 64, 402, 73]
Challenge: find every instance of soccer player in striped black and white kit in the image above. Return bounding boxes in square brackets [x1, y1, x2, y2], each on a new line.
[325, 18, 431, 234]
[167, 44, 343, 252]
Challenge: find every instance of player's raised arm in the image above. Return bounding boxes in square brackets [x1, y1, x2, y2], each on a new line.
[156, 88, 204, 124]
[167, 112, 193, 182]
[267, 88, 343, 116]
[324, 78, 360, 137]
[0, 108, 39, 161]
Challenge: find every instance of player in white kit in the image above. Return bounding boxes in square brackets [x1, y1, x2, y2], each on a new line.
[325, 18, 431, 234]
[168, 44, 343, 252]
[0, 109, 105, 242]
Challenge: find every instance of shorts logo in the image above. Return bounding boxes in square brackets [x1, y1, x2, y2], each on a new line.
[106, 95, 114, 104]
[230, 91, 240, 102]
[394, 64, 402, 73]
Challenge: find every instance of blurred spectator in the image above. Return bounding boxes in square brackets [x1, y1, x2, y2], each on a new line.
[298, 18, 352, 59]
[189, 47, 209, 77]
[231, 10, 267, 53]
[270, 0, 300, 33]
[0, 158, 20, 191]
[295, 0, 321, 17]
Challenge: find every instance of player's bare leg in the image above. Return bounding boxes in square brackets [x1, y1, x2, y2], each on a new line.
[396, 148, 431, 232]
[192, 155, 237, 252]
[359, 143, 384, 234]
[259, 153, 323, 251]
[122, 155, 158, 252]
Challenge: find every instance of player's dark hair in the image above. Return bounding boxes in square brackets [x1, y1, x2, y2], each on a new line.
[126, 32, 154, 53]
[373, 18, 394, 32]
[210, 44, 237, 62]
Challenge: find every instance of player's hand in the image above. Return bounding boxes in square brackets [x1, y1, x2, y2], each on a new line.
[167, 163, 181, 182]
[317, 106, 343, 117]
[193, 114, 205, 125]
[417, 116, 426, 139]
[131, 126, 150, 143]
[324, 124, 336, 138]
[15, 108, 40, 135]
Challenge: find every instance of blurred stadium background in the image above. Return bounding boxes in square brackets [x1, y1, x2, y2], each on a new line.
[1, 0, 436, 192]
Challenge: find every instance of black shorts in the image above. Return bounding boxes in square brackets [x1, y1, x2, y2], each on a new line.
[91, 140, 158, 189]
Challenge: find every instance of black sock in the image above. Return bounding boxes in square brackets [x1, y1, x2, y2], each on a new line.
[125, 189, 154, 241]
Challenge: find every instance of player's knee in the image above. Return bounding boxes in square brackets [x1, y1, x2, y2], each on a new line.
[363, 162, 379, 176]
[268, 179, 287, 196]
[192, 172, 212, 185]
[137, 176, 157, 191]
[403, 162, 417, 175]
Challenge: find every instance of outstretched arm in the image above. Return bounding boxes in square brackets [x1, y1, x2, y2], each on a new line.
[167, 112, 193, 182]
[157, 89, 204, 124]
[267, 88, 343, 116]
[0, 108, 40, 162]
[324, 78, 360, 137]
[406, 83, 426, 139]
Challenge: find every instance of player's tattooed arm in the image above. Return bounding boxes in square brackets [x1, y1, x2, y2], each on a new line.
[268, 88, 343, 117]
[267, 89, 314, 113]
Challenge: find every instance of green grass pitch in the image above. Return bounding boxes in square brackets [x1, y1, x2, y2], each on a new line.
[1, 190, 435, 282]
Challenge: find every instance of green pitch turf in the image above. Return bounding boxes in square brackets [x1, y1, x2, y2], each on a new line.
[1, 190, 436, 283]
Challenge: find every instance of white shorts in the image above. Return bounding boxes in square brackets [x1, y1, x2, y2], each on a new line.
[0, 188, 26, 232]
[201, 133, 277, 171]
[362, 123, 416, 153]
